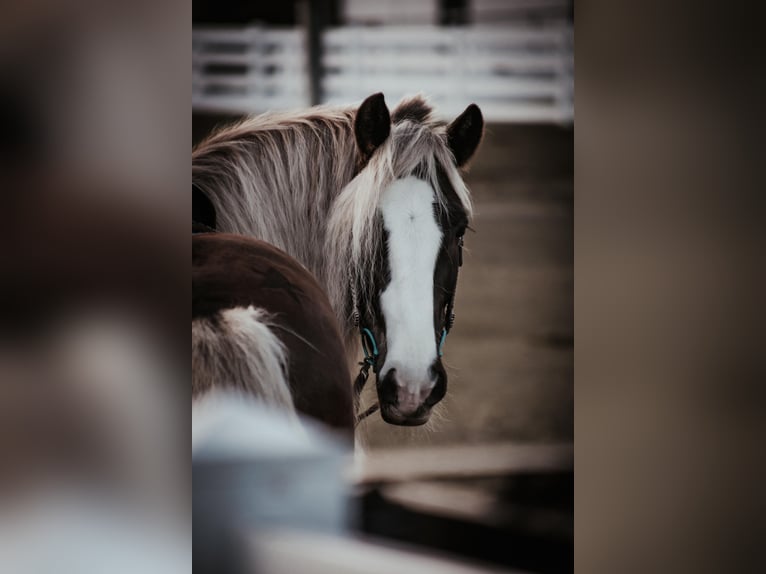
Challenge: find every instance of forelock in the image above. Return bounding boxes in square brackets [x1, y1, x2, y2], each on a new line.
[391, 96, 434, 125]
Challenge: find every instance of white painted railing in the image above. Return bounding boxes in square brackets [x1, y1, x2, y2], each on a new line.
[192, 24, 573, 123]
[322, 25, 573, 123]
[192, 26, 310, 114]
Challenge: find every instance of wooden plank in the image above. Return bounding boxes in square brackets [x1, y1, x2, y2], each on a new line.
[323, 75, 561, 94]
[195, 76, 306, 89]
[323, 52, 566, 72]
[194, 53, 305, 66]
[380, 480, 573, 538]
[323, 26, 569, 47]
[248, 529, 525, 574]
[356, 442, 572, 484]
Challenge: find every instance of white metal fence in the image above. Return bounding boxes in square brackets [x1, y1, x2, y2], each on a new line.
[322, 25, 572, 122]
[192, 24, 573, 123]
[192, 26, 309, 114]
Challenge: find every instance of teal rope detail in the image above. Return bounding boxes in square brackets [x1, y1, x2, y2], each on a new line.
[438, 328, 447, 357]
[361, 327, 379, 364]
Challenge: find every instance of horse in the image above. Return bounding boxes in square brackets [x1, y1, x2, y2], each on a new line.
[192, 231, 354, 440]
[192, 93, 483, 426]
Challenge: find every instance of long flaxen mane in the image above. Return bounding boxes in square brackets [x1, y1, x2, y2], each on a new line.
[192, 96, 473, 344]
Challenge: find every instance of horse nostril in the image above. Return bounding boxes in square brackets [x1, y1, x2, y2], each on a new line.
[377, 368, 399, 404]
[425, 362, 447, 407]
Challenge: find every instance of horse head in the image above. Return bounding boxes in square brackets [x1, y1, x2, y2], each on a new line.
[346, 93, 483, 426]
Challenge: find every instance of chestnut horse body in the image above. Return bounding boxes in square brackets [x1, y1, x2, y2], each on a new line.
[192, 232, 354, 439]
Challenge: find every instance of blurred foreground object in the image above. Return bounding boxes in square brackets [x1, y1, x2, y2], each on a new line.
[1, 0, 188, 572]
[193, 392, 351, 533]
[0, 312, 188, 574]
[356, 443, 573, 573]
[192, 392, 539, 573]
[193, 393, 352, 573]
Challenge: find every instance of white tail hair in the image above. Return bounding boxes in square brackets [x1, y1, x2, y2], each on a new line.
[192, 306, 294, 413]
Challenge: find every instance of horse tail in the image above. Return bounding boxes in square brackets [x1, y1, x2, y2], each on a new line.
[192, 306, 294, 412]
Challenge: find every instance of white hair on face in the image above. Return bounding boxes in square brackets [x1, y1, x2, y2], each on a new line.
[192, 96, 472, 349]
[326, 117, 472, 335]
[378, 177, 443, 403]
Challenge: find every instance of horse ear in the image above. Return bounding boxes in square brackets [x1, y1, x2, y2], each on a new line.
[447, 104, 484, 167]
[355, 93, 391, 161]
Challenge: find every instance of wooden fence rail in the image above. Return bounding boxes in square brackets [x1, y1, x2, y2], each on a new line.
[192, 24, 573, 123]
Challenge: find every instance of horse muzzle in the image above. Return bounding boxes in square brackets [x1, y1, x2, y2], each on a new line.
[376, 363, 447, 426]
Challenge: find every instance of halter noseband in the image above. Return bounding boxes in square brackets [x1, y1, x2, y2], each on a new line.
[353, 235, 464, 424]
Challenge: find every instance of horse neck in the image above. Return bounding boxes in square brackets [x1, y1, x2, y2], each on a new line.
[199, 117, 359, 321]
[264, 145, 356, 297]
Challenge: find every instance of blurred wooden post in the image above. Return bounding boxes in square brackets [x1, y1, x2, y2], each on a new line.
[301, 0, 332, 106]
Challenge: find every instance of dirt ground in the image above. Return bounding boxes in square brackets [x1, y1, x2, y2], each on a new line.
[360, 124, 573, 448]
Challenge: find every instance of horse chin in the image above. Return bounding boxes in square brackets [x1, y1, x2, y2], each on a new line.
[379, 403, 431, 426]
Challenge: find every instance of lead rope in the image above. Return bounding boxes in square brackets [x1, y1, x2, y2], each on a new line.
[354, 328, 380, 425]
[352, 283, 380, 426]
[353, 357, 380, 425]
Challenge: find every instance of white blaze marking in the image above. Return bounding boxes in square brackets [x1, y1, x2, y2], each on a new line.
[379, 176, 442, 409]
